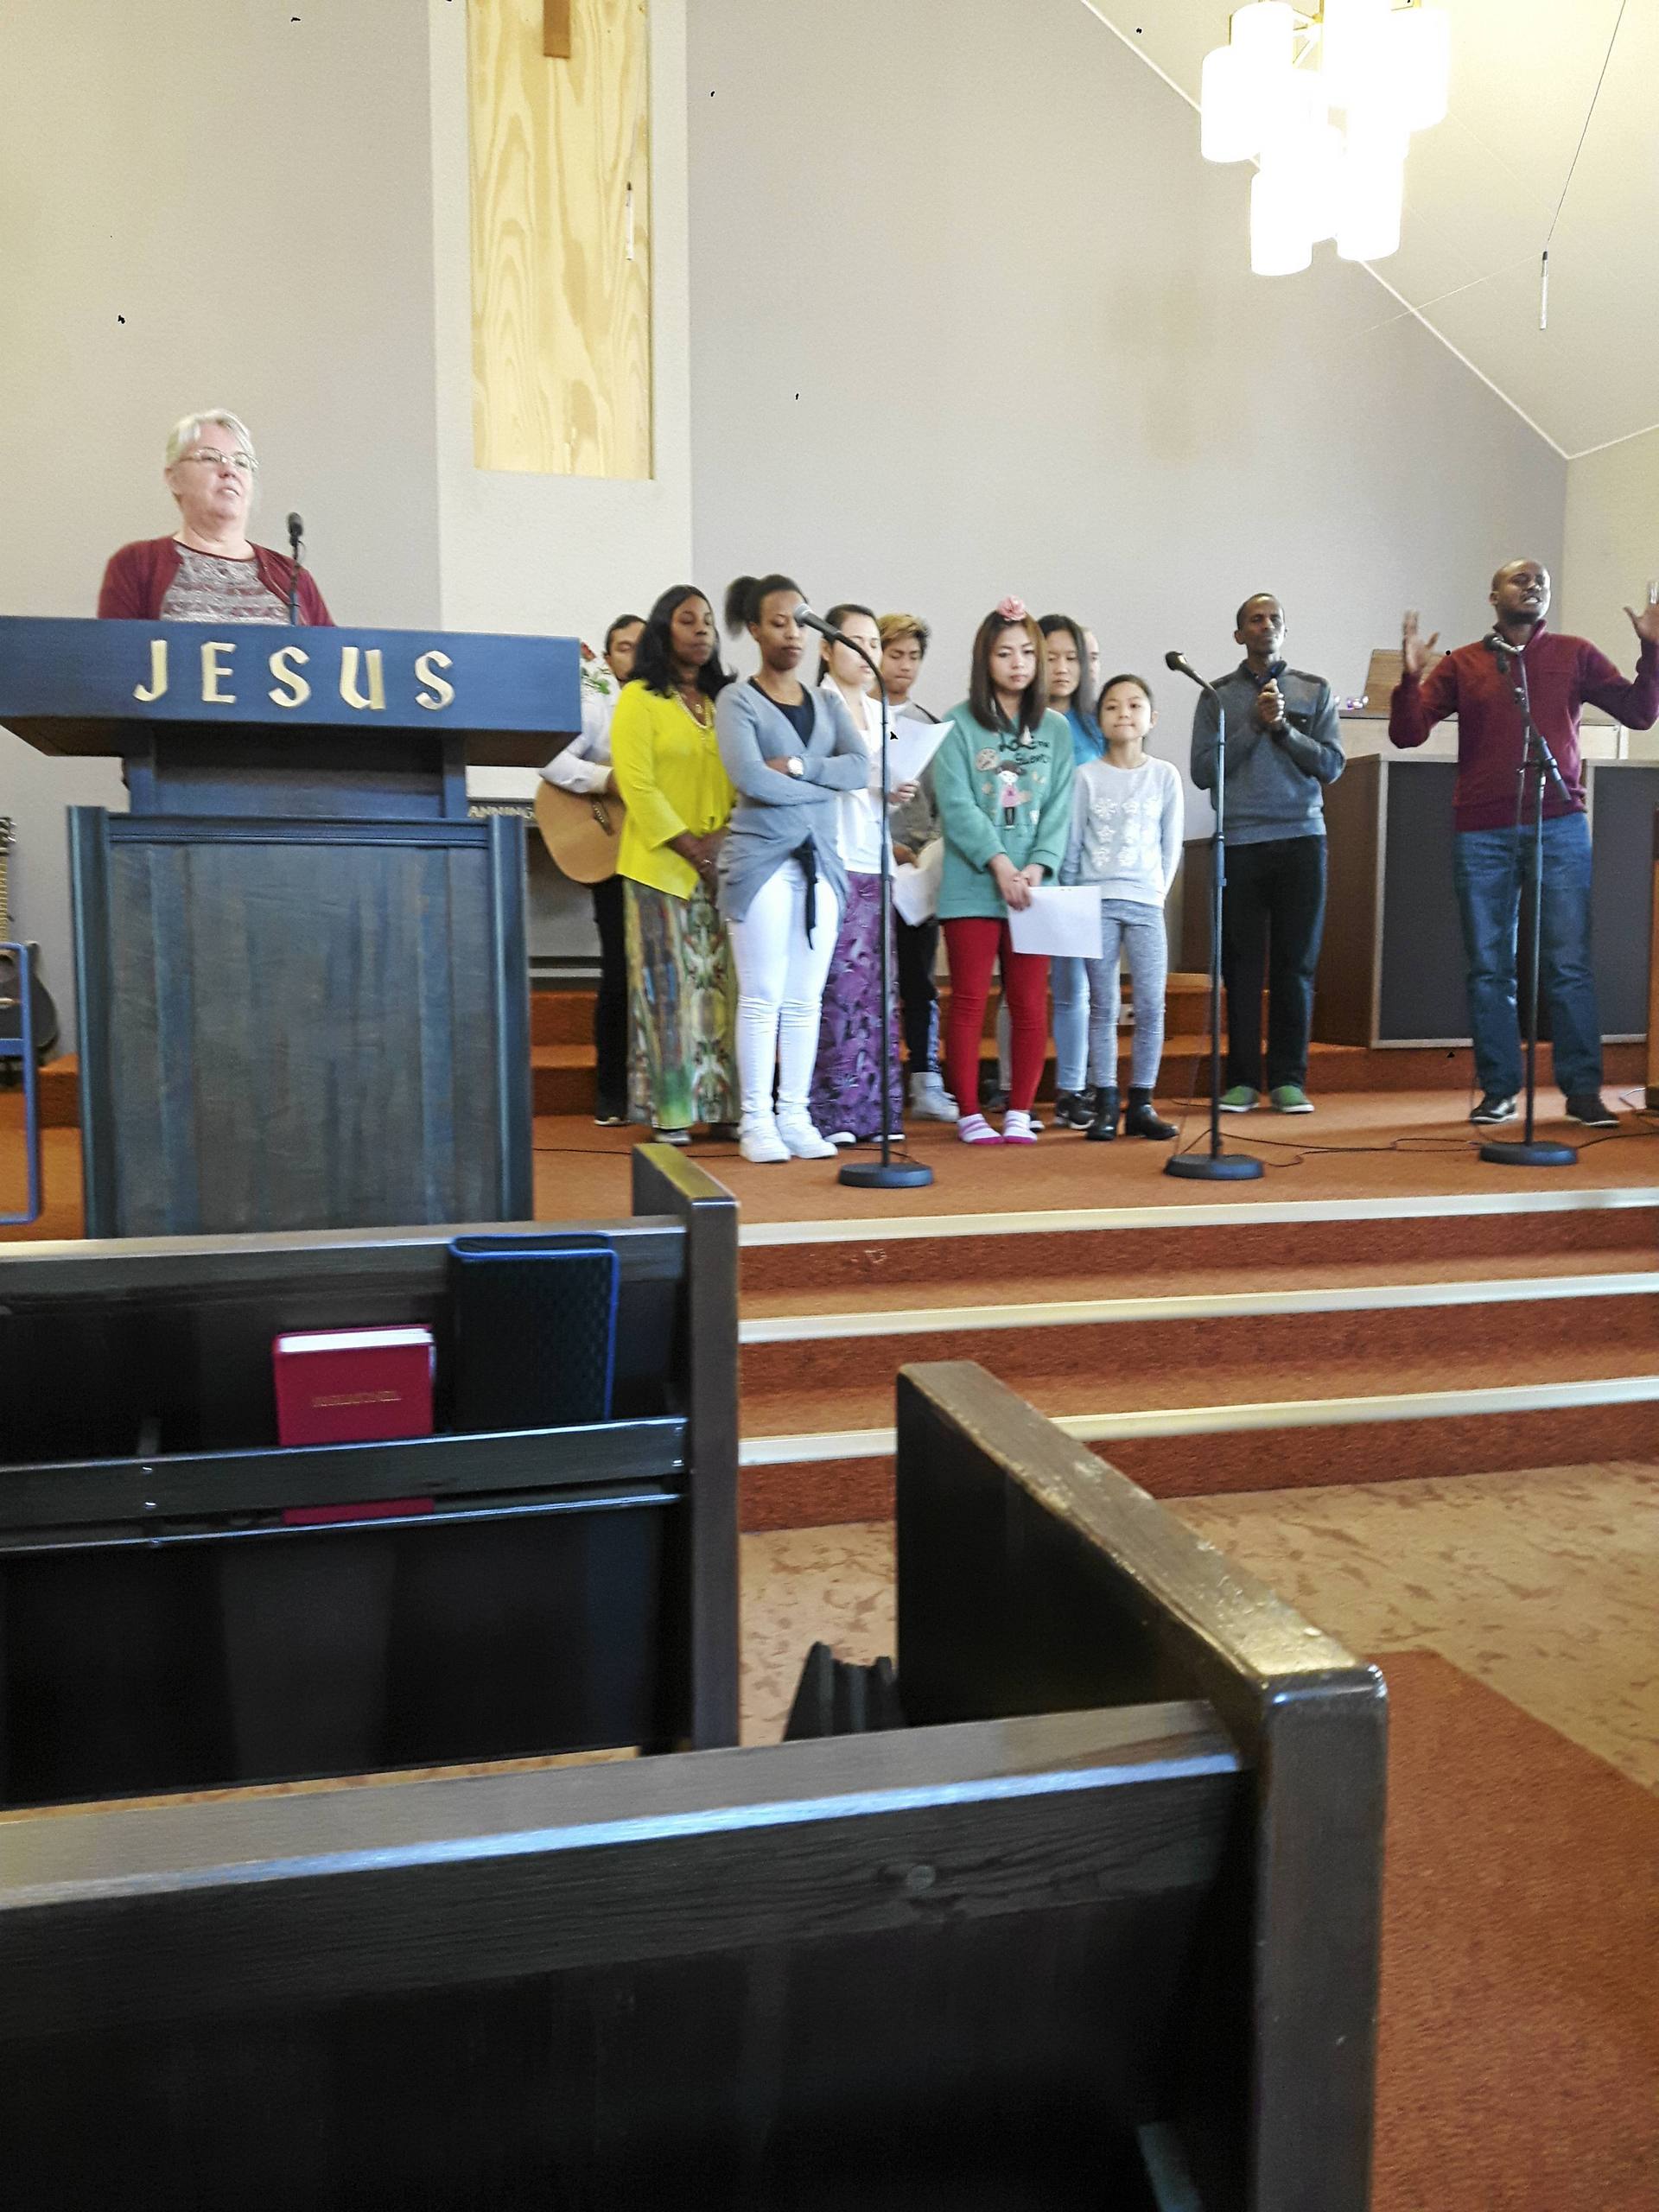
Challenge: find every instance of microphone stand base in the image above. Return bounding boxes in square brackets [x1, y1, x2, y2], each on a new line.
[1164, 1151, 1264, 1183]
[838, 1158, 935, 1191]
[1478, 1138, 1578, 1169]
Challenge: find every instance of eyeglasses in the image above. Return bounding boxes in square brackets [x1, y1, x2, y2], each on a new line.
[176, 449, 256, 474]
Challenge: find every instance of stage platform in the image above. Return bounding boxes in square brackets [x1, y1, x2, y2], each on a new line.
[8, 1079, 1659, 1532]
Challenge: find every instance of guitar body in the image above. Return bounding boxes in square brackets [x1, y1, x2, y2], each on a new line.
[0, 819, 61, 1069]
[535, 779, 626, 885]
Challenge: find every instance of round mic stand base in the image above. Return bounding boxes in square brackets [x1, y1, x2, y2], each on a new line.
[1477, 1136, 1578, 1169]
[838, 1156, 936, 1190]
[1164, 1149, 1264, 1183]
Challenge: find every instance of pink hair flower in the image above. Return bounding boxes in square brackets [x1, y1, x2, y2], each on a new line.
[996, 595, 1027, 624]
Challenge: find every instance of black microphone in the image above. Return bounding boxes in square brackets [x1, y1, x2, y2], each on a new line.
[795, 603, 851, 646]
[286, 512, 305, 626]
[1164, 649, 1217, 696]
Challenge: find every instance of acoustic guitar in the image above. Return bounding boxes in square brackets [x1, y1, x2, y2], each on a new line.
[0, 817, 62, 1070]
[535, 779, 626, 885]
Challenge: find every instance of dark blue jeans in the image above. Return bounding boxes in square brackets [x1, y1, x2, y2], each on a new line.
[1452, 810, 1601, 1100]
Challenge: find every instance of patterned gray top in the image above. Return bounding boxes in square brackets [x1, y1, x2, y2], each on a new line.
[158, 545, 287, 624]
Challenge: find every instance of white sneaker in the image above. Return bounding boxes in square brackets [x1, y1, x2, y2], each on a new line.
[774, 1113, 838, 1160]
[909, 1072, 960, 1122]
[739, 1118, 789, 1164]
[825, 1130, 857, 1147]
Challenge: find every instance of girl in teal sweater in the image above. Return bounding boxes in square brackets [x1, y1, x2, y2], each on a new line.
[934, 599, 1076, 1144]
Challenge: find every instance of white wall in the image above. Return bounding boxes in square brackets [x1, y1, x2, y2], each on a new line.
[1563, 425, 1659, 669]
[684, 0, 1567, 823]
[0, 0, 443, 1020]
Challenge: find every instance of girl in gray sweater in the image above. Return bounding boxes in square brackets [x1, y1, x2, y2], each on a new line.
[1061, 675, 1183, 1142]
[715, 575, 868, 1165]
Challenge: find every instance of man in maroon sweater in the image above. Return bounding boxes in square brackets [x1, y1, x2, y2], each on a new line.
[1390, 560, 1659, 1127]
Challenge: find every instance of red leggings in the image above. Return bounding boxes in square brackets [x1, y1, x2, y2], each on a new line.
[943, 918, 1050, 1115]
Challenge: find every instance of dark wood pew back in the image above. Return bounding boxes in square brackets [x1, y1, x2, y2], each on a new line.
[897, 1362, 1387, 2212]
[0, 1145, 738, 1802]
[0, 1361, 1382, 2212]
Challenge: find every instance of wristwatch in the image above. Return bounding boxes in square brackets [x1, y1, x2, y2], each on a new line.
[785, 757, 805, 778]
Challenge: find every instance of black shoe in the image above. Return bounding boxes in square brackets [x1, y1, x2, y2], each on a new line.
[1084, 1084, 1120, 1142]
[1054, 1090, 1094, 1130]
[1125, 1088, 1177, 1141]
[1565, 1092, 1617, 1128]
[1470, 1093, 1517, 1126]
[979, 1080, 1009, 1112]
[594, 1099, 627, 1127]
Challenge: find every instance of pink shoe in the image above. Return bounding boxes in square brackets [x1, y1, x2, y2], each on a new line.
[1001, 1109, 1039, 1145]
[957, 1111, 1003, 1145]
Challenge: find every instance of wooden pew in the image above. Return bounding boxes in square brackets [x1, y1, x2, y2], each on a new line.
[0, 1361, 1382, 2211]
[0, 1144, 737, 1803]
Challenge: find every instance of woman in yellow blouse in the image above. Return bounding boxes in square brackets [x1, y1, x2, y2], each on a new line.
[609, 586, 741, 1139]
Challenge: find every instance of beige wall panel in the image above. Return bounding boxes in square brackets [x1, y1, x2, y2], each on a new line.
[470, 0, 652, 478]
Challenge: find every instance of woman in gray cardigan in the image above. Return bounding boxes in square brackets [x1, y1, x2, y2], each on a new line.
[715, 575, 868, 1165]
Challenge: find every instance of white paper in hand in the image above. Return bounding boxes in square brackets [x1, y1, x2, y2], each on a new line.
[1007, 885, 1102, 960]
[886, 718, 947, 792]
[892, 838, 943, 925]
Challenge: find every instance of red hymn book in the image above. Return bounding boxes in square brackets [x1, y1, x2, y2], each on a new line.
[272, 1325, 436, 1447]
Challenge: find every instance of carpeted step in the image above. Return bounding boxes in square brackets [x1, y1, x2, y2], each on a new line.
[740, 1281, 1659, 1433]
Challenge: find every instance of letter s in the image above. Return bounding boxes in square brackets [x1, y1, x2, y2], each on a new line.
[268, 645, 312, 709]
[414, 650, 455, 712]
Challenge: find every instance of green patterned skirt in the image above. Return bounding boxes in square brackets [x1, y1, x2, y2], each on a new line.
[625, 880, 739, 1131]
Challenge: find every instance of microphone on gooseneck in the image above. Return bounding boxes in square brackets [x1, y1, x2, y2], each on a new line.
[795, 603, 849, 646]
[286, 512, 305, 626]
[1164, 649, 1218, 696]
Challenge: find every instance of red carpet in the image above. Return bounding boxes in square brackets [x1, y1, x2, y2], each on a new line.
[1376, 1650, 1657, 2211]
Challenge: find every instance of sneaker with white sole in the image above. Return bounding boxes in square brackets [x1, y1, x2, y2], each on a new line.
[739, 1117, 790, 1164]
[1218, 1085, 1258, 1113]
[1469, 1093, 1517, 1125]
[909, 1071, 960, 1122]
[775, 1113, 838, 1160]
[1565, 1092, 1618, 1128]
[1268, 1084, 1314, 1114]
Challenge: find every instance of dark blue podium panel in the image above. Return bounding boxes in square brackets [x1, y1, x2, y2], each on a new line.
[0, 616, 581, 766]
[71, 810, 532, 1238]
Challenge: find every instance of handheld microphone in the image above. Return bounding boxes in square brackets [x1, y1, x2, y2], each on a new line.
[285, 512, 305, 626]
[1164, 650, 1217, 696]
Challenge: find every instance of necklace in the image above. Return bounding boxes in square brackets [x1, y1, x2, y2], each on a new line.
[673, 684, 712, 729]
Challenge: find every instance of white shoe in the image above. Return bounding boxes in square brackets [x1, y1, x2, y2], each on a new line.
[909, 1072, 960, 1122]
[775, 1113, 838, 1160]
[1002, 1109, 1039, 1145]
[826, 1130, 857, 1147]
[739, 1118, 789, 1165]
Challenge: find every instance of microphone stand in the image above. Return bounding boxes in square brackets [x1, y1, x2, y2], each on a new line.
[286, 516, 305, 626]
[831, 638, 932, 1192]
[1478, 642, 1577, 1169]
[1165, 664, 1262, 1182]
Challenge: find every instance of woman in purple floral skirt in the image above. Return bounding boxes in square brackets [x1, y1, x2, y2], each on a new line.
[809, 604, 918, 1145]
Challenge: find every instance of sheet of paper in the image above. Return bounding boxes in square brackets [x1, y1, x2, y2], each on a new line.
[891, 839, 943, 926]
[1007, 885, 1102, 961]
[883, 717, 947, 793]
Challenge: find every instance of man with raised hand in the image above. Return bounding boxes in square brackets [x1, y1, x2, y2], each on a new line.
[1390, 562, 1659, 1128]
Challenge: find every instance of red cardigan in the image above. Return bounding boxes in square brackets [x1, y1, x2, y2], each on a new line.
[97, 536, 334, 626]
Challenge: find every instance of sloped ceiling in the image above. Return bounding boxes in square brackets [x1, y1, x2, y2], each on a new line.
[1079, 0, 1659, 458]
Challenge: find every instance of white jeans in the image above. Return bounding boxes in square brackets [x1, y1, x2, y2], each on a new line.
[727, 860, 841, 1126]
